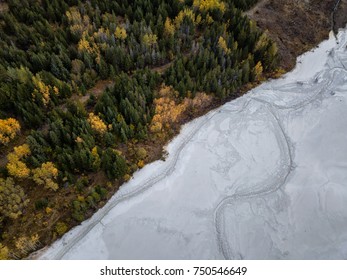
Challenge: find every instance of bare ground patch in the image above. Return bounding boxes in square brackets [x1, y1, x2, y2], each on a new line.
[246, 0, 347, 70]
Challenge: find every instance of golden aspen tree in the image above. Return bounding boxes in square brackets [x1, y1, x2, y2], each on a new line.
[123, 174, 131, 182]
[0, 118, 20, 145]
[0, 243, 9, 260]
[66, 7, 90, 38]
[15, 234, 40, 256]
[78, 32, 101, 63]
[88, 113, 107, 135]
[13, 143, 31, 157]
[254, 61, 263, 80]
[151, 86, 213, 136]
[7, 161, 30, 179]
[205, 14, 214, 24]
[218, 36, 230, 54]
[114, 26, 127, 40]
[32, 162, 59, 191]
[137, 160, 145, 168]
[142, 34, 158, 47]
[53, 86, 59, 96]
[66, 7, 83, 25]
[193, 0, 226, 13]
[174, 8, 197, 27]
[0, 177, 29, 219]
[255, 32, 274, 53]
[91, 146, 101, 170]
[32, 75, 52, 106]
[7, 144, 31, 179]
[78, 36, 93, 54]
[164, 18, 175, 36]
[150, 86, 189, 135]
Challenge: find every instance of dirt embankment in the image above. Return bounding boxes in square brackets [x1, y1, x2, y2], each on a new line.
[334, 0, 347, 33]
[246, 0, 347, 70]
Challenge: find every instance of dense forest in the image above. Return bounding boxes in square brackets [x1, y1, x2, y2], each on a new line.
[0, 0, 278, 259]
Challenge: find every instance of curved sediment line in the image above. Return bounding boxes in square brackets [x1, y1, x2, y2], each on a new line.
[214, 47, 347, 259]
[251, 66, 346, 110]
[215, 104, 293, 259]
[216, 88, 323, 259]
[221, 98, 251, 113]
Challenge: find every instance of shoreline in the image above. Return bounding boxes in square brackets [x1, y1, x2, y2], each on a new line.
[19, 0, 347, 259]
[35, 25, 347, 260]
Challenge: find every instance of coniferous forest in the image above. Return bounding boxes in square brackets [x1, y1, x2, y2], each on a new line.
[0, 0, 278, 259]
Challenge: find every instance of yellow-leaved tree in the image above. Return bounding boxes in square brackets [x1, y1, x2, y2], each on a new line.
[15, 234, 40, 257]
[151, 86, 213, 138]
[88, 113, 108, 135]
[218, 36, 230, 54]
[77, 32, 101, 64]
[0, 177, 29, 220]
[32, 162, 59, 191]
[174, 8, 201, 27]
[150, 86, 188, 135]
[0, 243, 9, 260]
[91, 146, 101, 170]
[193, 0, 226, 13]
[254, 61, 263, 80]
[32, 75, 51, 106]
[7, 144, 31, 179]
[66, 7, 90, 39]
[0, 118, 20, 145]
[32, 74, 59, 107]
[164, 18, 175, 36]
[114, 26, 127, 40]
[78, 36, 93, 54]
[142, 33, 158, 47]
